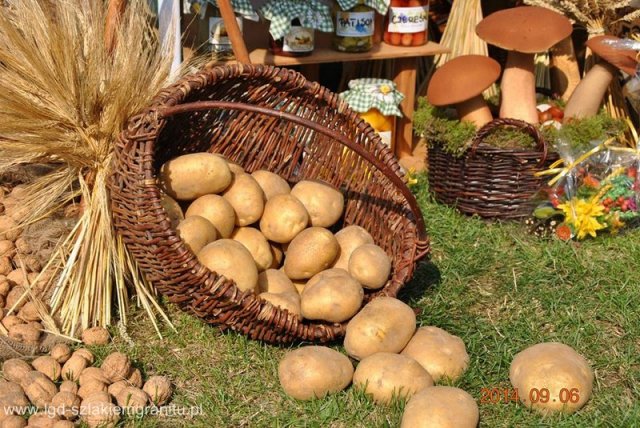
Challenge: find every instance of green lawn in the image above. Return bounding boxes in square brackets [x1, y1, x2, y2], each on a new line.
[99, 176, 640, 427]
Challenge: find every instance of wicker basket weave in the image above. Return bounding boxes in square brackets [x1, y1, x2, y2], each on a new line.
[110, 64, 430, 344]
[427, 118, 558, 219]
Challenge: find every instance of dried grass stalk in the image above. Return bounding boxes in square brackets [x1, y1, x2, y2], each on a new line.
[0, 0, 180, 337]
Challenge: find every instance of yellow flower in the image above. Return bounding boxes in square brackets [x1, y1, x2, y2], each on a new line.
[557, 198, 606, 239]
[406, 168, 418, 188]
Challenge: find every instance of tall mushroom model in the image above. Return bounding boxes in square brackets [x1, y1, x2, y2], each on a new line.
[427, 55, 501, 129]
[476, 7, 572, 125]
[564, 35, 639, 122]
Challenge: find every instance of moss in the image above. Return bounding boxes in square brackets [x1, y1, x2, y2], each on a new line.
[482, 127, 536, 150]
[542, 111, 626, 152]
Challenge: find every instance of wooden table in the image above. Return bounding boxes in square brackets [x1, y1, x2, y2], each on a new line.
[206, 17, 449, 161]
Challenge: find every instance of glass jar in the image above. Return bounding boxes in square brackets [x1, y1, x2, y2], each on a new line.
[384, 0, 429, 47]
[359, 109, 394, 147]
[269, 18, 316, 57]
[333, 1, 376, 53]
[208, 6, 244, 55]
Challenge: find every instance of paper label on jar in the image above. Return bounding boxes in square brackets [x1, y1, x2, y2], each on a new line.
[336, 11, 375, 37]
[388, 6, 429, 33]
[283, 27, 315, 53]
[378, 131, 392, 148]
[209, 17, 243, 51]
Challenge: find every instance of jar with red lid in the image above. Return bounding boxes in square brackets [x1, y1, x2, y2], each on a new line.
[384, 0, 429, 47]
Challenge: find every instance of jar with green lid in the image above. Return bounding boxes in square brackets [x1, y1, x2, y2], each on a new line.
[333, 0, 390, 52]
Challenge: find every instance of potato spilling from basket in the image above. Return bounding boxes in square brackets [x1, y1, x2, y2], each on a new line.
[159, 153, 392, 322]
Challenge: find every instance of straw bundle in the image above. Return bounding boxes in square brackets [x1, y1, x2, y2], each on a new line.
[0, 0, 181, 337]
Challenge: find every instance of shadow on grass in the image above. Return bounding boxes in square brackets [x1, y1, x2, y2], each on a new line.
[398, 260, 441, 307]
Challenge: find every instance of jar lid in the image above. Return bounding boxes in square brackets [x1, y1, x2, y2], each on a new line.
[336, 0, 390, 15]
[260, 0, 334, 40]
[341, 78, 405, 117]
[187, 0, 257, 20]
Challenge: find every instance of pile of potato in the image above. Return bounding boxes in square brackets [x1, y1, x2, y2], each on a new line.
[0, 185, 57, 348]
[159, 153, 392, 322]
[0, 341, 172, 427]
[278, 296, 479, 428]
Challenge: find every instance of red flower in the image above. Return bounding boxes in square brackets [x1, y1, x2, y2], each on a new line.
[556, 224, 572, 241]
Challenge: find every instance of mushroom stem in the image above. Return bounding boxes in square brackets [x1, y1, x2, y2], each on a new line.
[550, 36, 581, 101]
[563, 62, 615, 122]
[500, 52, 539, 124]
[456, 95, 493, 129]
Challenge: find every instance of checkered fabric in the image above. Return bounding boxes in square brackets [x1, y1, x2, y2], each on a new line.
[184, 0, 256, 19]
[336, 0, 390, 15]
[260, 0, 334, 40]
[340, 78, 404, 117]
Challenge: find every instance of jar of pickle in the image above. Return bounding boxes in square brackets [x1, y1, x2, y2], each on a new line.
[340, 79, 404, 148]
[260, 0, 334, 57]
[333, 0, 377, 52]
[384, 0, 429, 46]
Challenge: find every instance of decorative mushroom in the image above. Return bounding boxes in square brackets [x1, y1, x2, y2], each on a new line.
[476, 6, 573, 124]
[564, 35, 639, 121]
[427, 55, 501, 129]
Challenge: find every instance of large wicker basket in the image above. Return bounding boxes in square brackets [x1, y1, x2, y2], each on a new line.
[110, 65, 430, 344]
[428, 118, 558, 219]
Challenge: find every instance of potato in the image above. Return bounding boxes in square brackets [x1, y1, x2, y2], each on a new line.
[291, 278, 306, 295]
[258, 269, 296, 295]
[301, 269, 363, 323]
[259, 195, 309, 244]
[510, 342, 593, 413]
[259, 292, 301, 317]
[3, 359, 32, 383]
[160, 194, 184, 228]
[278, 346, 353, 400]
[21, 371, 57, 408]
[197, 240, 258, 292]
[176, 216, 218, 254]
[32, 356, 61, 382]
[332, 226, 374, 271]
[231, 227, 273, 271]
[185, 194, 236, 238]
[159, 153, 232, 201]
[283, 228, 339, 280]
[344, 297, 416, 360]
[269, 243, 284, 269]
[348, 244, 391, 290]
[401, 386, 479, 428]
[143, 376, 172, 406]
[353, 353, 433, 404]
[251, 170, 291, 200]
[222, 173, 265, 226]
[81, 327, 110, 346]
[0, 217, 20, 241]
[227, 163, 245, 175]
[291, 180, 344, 228]
[401, 327, 469, 382]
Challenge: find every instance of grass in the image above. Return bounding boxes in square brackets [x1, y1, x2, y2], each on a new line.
[97, 175, 640, 427]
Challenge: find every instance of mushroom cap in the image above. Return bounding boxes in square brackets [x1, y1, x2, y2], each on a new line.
[427, 55, 501, 106]
[476, 6, 572, 53]
[587, 35, 639, 76]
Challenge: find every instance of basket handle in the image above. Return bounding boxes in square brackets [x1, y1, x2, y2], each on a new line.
[470, 118, 549, 166]
[157, 101, 429, 245]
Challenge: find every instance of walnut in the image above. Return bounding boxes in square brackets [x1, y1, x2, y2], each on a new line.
[8, 322, 41, 345]
[0, 240, 15, 257]
[1, 315, 24, 330]
[107, 381, 127, 399]
[25, 412, 60, 428]
[81, 327, 110, 346]
[0, 295, 5, 309]
[0, 216, 20, 242]
[50, 391, 81, 420]
[18, 255, 41, 273]
[72, 348, 95, 365]
[0, 380, 27, 401]
[20, 371, 57, 408]
[100, 352, 131, 383]
[0, 256, 11, 276]
[126, 368, 143, 388]
[58, 380, 78, 395]
[77, 380, 108, 401]
[143, 376, 172, 406]
[61, 355, 88, 382]
[2, 359, 31, 383]
[5, 286, 26, 310]
[115, 387, 148, 410]
[80, 398, 120, 428]
[17, 301, 40, 322]
[31, 356, 61, 382]
[0, 275, 10, 296]
[78, 367, 109, 387]
[6, 271, 26, 288]
[81, 392, 111, 404]
[1, 415, 27, 428]
[14, 238, 31, 254]
[50, 344, 72, 364]
[52, 421, 74, 428]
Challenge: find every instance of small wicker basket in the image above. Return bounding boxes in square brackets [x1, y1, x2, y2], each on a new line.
[427, 118, 558, 219]
[110, 64, 430, 344]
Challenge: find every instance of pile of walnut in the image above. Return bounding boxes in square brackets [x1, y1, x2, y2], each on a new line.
[0, 184, 55, 347]
[0, 331, 173, 427]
